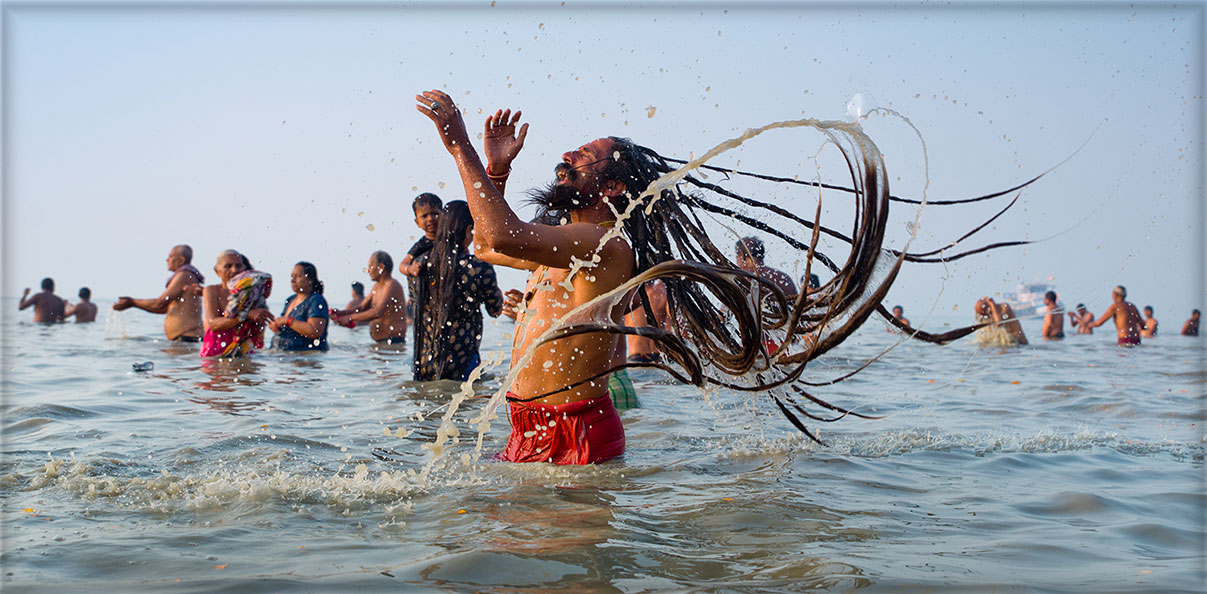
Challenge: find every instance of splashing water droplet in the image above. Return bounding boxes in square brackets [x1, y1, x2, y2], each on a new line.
[845, 91, 877, 122]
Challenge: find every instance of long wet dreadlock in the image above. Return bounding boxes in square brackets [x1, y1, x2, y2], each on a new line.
[525, 120, 1044, 443]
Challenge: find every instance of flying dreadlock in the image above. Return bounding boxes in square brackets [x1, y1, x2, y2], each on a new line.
[524, 119, 1045, 443]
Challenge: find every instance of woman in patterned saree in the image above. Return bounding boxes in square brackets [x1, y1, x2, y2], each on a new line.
[412, 201, 504, 381]
[200, 250, 274, 358]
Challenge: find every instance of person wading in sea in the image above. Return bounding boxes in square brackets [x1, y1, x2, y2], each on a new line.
[416, 88, 1047, 460]
[113, 245, 205, 342]
[1087, 285, 1145, 346]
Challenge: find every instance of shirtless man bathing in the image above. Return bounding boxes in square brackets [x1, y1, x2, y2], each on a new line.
[63, 287, 98, 323]
[331, 251, 408, 345]
[1041, 290, 1064, 340]
[417, 89, 633, 465]
[113, 245, 205, 341]
[1086, 285, 1145, 346]
[19, 278, 66, 323]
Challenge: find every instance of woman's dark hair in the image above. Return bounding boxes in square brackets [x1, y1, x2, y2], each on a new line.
[415, 200, 474, 378]
[351, 281, 364, 297]
[296, 261, 323, 294]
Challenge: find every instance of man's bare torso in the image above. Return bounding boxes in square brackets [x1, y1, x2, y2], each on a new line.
[71, 302, 98, 323]
[1111, 302, 1144, 340]
[513, 263, 630, 405]
[1043, 305, 1064, 339]
[1074, 311, 1094, 334]
[166, 269, 204, 340]
[367, 279, 407, 342]
[30, 293, 66, 323]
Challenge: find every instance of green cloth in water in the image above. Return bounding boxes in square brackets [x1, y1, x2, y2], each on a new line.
[608, 368, 640, 410]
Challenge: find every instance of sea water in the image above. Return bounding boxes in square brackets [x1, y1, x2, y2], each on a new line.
[2, 299, 1203, 592]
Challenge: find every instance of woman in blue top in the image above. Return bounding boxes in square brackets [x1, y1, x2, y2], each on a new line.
[269, 261, 330, 351]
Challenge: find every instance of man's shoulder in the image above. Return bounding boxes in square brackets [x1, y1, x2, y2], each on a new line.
[170, 268, 201, 285]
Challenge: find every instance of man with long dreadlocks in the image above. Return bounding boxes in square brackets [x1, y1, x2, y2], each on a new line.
[417, 88, 1044, 459]
[418, 90, 637, 464]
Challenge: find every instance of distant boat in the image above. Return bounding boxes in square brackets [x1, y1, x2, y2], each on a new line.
[1005, 281, 1054, 317]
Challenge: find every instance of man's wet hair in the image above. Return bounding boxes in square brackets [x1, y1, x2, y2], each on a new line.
[1045, 290, 1057, 302]
[41, 278, 54, 291]
[174, 244, 194, 264]
[413, 193, 442, 214]
[892, 305, 903, 313]
[736, 237, 765, 263]
[372, 250, 393, 272]
[808, 274, 820, 290]
[1144, 305, 1153, 313]
[1194, 309, 1201, 316]
[515, 132, 1043, 443]
[78, 287, 90, 300]
[1114, 285, 1127, 298]
[351, 281, 364, 297]
[1076, 303, 1086, 309]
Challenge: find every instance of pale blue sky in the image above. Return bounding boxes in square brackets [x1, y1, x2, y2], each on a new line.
[4, 1, 1202, 328]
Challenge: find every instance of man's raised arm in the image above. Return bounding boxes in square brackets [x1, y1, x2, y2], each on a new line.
[415, 89, 623, 270]
[132, 273, 191, 314]
[1087, 303, 1117, 329]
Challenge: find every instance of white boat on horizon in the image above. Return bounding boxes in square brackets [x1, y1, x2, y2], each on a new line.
[1005, 280, 1055, 317]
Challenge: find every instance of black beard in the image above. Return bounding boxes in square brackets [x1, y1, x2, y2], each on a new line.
[554, 162, 577, 183]
[526, 178, 595, 225]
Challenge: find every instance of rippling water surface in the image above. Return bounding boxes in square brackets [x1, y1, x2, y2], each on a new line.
[2, 299, 1203, 592]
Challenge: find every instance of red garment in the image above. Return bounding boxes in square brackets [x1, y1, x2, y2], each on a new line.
[1117, 335, 1141, 346]
[500, 394, 625, 465]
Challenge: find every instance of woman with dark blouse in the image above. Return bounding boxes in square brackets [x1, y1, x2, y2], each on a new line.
[269, 261, 330, 351]
[413, 201, 504, 381]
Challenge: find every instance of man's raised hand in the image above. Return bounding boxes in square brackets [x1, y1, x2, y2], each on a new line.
[484, 109, 529, 175]
[415, 90, 471, 154]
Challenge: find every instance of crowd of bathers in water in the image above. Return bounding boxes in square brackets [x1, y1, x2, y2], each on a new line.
[16, 90, 1205, 466]
[17, 198, 1202, 377]
[946, 286, 1199, 347]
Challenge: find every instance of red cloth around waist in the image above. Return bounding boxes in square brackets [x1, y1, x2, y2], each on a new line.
[1117, 335, 1141, 346]
[500, 394, 625, 465]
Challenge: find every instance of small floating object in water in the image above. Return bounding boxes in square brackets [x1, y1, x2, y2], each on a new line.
[132, 361, 153, 372]
[1011, 380, 1021, 384]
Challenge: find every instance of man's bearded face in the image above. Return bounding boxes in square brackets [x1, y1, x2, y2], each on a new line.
[532, 161, 600, 212]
